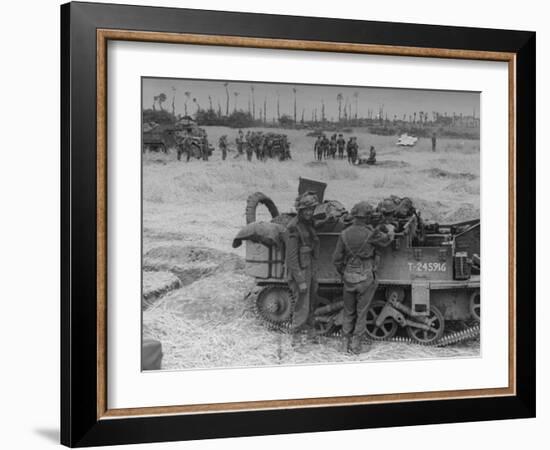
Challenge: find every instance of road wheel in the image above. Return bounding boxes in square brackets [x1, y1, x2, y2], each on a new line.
[406, 305, 445, 344]
[365, 300, 398, 340]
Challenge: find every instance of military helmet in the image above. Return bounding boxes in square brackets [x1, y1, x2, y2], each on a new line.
[350, 201, 374, 218]
[295, 192, 319, 211]
[377, 198, 397, 215]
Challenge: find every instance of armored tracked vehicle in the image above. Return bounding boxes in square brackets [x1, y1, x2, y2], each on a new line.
[233, 178, 480, 346]
[142, 118, 213, 158]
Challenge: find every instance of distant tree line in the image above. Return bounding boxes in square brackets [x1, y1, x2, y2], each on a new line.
[144, 85, 480, 138]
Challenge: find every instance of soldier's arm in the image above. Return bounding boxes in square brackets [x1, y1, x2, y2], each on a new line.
[332, 236, 346, 275]
[286, 232, 305, 284]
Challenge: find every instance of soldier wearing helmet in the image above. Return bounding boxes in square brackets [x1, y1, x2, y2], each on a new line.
[332, 201, 395, 354]
[219, 135, 228, 161]
[286, 192, 320, 331]
[337, 133, 346, 159]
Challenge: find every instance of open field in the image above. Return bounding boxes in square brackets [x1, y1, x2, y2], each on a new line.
[142, 126, 480, 370]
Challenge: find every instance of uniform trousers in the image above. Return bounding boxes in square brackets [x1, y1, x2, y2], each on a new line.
[289, 266, 319, 330]
[342, 275, 378, 337]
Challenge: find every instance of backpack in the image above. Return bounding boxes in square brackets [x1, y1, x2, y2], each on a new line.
[341, 231, 372, 284]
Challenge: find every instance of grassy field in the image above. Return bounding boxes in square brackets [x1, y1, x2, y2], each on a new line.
[142, 126, 480, 370]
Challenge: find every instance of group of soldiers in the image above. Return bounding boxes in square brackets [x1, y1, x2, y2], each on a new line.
[313, 133, 362, 164]
[235, 130, 292, 162]
[314, 134, 377, 165]
[175, 131, 210, 162]
[286, 192, 395, 355]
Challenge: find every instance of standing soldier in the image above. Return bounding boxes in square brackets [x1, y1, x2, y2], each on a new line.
[314, 135, 322, 160]
[337, 133, 346, 159]
[184, 134, 193, 162]
[245, 132, 254, 161]
[321, 134, 330, 159]
[236, 130, 244, 155]
[431, 132, 437, 152]
[219, 135, 228, 161]
[329, 134, 337, 159]
[351, 137, 359, 164]
[332, 201, 395, 354]
[346, 137, 354, 164]
[201, 134, 209, 161]
[286, 192, 320, 332]
[176, 131, 186, 161]
[282, 135, 291, 160]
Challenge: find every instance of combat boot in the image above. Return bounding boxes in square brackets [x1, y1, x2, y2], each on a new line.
[341, 334, 351, 353]
[349, 335, 362, 355]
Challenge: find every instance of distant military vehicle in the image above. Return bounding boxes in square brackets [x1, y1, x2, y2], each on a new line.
[142, 122, 168, 153]
[233, 178, 480, 346]
[142, 117, 213, 158]
[396, 133, 418, 146]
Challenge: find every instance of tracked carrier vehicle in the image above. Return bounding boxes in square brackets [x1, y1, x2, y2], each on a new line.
[237, 178, 480, 346]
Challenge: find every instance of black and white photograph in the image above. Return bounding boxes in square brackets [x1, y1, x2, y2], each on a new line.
[141, 77, 481, 370]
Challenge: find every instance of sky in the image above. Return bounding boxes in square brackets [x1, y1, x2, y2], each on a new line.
[143, 77, 480, 122]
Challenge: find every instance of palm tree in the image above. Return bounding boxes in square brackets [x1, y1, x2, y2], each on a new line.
[353, 92, 359, 120]
[276, 91, 280, 121]
[157, 93, 167, 111]
[413, 112, 417, 123]
[233, 92, 239, 112]
[321, 100, 325, 122]
[293, 87, 297, 124]
[184, 91, 191, 116]
[344, 98, 348, 121]
[336, 93, 343, 122]
[223, 82, 230, 116]
[192, 98, 201, 114]
[263, 97, 267, 125]
[208, 95, 213, 111]
[250, 85, 255, 120]
[171, 87, 176, 116]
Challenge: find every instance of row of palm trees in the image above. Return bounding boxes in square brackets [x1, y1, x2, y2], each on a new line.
[151, 84, 478, 126]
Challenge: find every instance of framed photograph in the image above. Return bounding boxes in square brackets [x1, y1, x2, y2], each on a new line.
[61, 1, 535, 447]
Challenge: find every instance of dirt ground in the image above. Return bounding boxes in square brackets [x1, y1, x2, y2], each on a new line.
[142, 126, 480, 370]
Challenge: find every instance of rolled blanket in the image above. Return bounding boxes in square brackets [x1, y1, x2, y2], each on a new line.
[232, 222, 288, 249]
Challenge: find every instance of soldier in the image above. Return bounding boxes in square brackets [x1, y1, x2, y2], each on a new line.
[201, 135, 209, 161]
[346, 137, 354, 164]
[337, 133, 346, 159]
[321, 134, 330, 159]
[245, 132, 254, 161]
[176, 131, 186, 161]
[263, 136, 271, 160]
[286, 192, 320, 331]
[314, 135, 322, 160]
[176, 132, 192, 162]
[219, 135, 228, 161]
[366, 145, 376, 165]
[431, 132, 437, 152]
[351, 137, 359, 164]
[236, 130, 244, 155]
[329, 134, 337, 159]
[332, 201, 395, 354]
[282, 135, 291, 160]
[253, 133, 261, 160]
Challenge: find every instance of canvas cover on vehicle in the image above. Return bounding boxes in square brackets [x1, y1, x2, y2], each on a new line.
[232, 222, 288, 249]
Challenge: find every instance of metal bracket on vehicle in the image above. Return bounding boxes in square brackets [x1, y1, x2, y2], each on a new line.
[411, 280, 430, 316]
